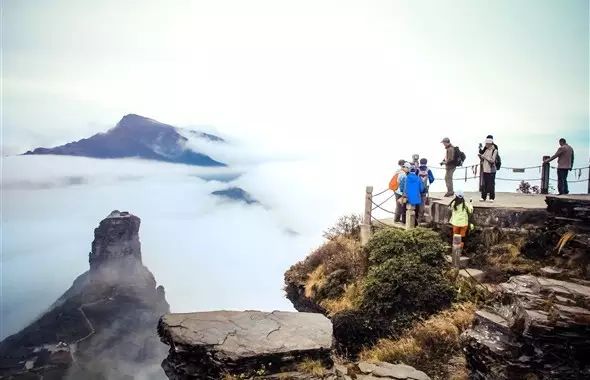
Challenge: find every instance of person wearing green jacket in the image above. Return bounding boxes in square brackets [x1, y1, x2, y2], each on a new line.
[448, 190, 473, 248]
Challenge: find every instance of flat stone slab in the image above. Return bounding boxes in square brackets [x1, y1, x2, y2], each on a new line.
[445, 255, 470, 268]
[353, 361, 430, 380]
[158, 310, 333, 378]
[458, 268, 485, 282]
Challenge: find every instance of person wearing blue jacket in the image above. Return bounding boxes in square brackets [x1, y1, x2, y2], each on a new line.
[399, 164, 426, 226]
[416, 158, 435, 222]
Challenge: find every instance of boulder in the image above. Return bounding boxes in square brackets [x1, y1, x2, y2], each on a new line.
[463, 274, 590, 379]
[158, 310, 333, 379]
[335, 361, 430, 380]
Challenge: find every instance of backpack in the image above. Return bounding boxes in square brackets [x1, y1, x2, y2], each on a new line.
[389, 172, 400, 191]
[418, 166, 430, 190]
[495, 150, 502, 170]
[453, 147, 466, 167]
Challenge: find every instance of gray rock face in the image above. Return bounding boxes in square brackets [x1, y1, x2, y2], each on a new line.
[0, 211, 169, 380]
[158, 310, 333, 379]
[463, 275, 590, 379]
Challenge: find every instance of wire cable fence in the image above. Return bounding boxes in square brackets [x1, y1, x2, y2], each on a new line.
[367, 161, 590, 219]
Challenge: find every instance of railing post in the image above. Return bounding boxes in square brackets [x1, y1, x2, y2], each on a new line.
[360, 186, 373, 246]
[587, 165, 590, 194]
[541, 156, 550, 194]
[405, 204, 415, 230]
[452, 234, 462, 268]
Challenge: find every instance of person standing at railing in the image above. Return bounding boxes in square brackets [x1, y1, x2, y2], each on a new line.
[390, 160, 408, 224]
[478, 137, 498, 203]
[440, 137, 456, 197]
[399, 163, 426, 227]
[544, 138, 575, 195]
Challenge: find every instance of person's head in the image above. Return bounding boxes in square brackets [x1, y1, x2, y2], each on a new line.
[485, 137, 494, 148]
[419, 158, 428, 165]
[452, 190, 465, 209]
[412, 154, 420, 163]
[402, 162, 412, 172]
[559, 138, 566, 146]
[441, 137, 451, 148]
[398, 159, 406, 167]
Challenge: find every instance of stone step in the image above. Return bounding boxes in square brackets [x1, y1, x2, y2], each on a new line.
[445, 255, 470, 269]
[458, 268, 486, 282]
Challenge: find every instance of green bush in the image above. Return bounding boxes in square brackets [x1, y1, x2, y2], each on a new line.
[361, 255, 455, 318]
[366, 227, 448, 268]
[315, 269, 350, 301]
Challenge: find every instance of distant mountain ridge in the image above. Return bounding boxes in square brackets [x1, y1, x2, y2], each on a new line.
[23, 114, 226, 166]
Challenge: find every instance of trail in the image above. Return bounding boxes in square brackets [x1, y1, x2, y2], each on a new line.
[69, 299, 108, 362]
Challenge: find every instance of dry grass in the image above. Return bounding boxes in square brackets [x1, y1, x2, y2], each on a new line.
[296, 359, 326, 376]
[320, 281, 364, 316]
[486, 243, 541, 279]
[304, 264, 327, 299]
[360, 302, 476, 379]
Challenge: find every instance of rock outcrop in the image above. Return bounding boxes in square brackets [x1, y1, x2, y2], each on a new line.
[0, 211, 169, 380]
[462, 274, 590, 379]
[158, 310, 333, 379]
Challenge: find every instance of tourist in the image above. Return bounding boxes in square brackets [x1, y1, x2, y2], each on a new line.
[417, 158, 435, 222]
[544, 138, 575, 195]
[400, 163, 425, 226]
[440, 137, 456, 197]
[390, 160, 408, 223]
[448, 190, 473, 248]
[478, 137, 498, 202]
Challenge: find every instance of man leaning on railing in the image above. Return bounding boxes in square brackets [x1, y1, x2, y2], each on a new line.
[544, 138, 575, 195]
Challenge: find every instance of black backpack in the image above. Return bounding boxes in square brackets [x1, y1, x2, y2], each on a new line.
[453, 147, 466, 167]
[495, 150, 502, 170]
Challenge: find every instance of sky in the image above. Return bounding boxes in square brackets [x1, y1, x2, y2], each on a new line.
[0, 0, 589, 338]
[2, 0, 588, 161]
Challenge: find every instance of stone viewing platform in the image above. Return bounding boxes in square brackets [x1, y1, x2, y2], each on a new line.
[158, 310, 333, 379]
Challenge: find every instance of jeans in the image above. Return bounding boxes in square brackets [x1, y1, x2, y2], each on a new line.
[394, 193, 406, 223]
[445, 166, 456, 194]
[481, 172, 496, 200]
[557, 169, 569, 195]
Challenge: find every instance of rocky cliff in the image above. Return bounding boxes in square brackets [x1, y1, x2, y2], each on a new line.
[0, 211, 169, 380]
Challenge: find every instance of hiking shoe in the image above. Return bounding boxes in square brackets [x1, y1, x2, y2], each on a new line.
[479, 198, 485, 202]
[489, 199, 494, 203]
[444, 192, 454, 197]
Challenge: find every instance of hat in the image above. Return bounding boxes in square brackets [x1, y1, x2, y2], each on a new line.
[441, 137, 450, 143]
[419, 158, 427, 165]
[455, 190, 464, 198]
[485, 138, 494, 144]
[403, 162, 412, 169]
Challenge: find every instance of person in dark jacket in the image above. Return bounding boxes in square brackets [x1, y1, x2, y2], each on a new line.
[544, 138, 575, 195]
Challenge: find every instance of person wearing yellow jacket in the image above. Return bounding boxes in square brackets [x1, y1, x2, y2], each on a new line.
[448, 190, 473, 247]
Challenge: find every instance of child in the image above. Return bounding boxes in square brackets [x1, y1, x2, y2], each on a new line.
[448, 190, 473, 248]
[400, 164, 425, 226]
[417, 158, 435, 222]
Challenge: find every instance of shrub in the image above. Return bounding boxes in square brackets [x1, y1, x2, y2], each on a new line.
[315, 268, 350, 301]
[516, 181, 540, 194]
[366, 227, 448, 268]
[331, 309, 407, 358]
[361, 255, 455, 318]
[323, 214, 362, 241]
[360, 303, 476, 378]
[320, 281, 364, 316]
[297, 359, 326, 376]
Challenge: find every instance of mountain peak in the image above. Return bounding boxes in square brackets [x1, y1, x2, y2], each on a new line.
[23, 115, 227, 167]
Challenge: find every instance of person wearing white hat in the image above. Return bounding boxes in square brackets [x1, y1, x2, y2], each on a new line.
[478, 137, 498, 202]
[448, 190, 473, 248]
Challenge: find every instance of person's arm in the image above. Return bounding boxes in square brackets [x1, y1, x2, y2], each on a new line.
[486, 149, 498, 164]
[399, 176, 406, 194]
[546, 147, 563, 162]
[428, 169, 435, 184]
